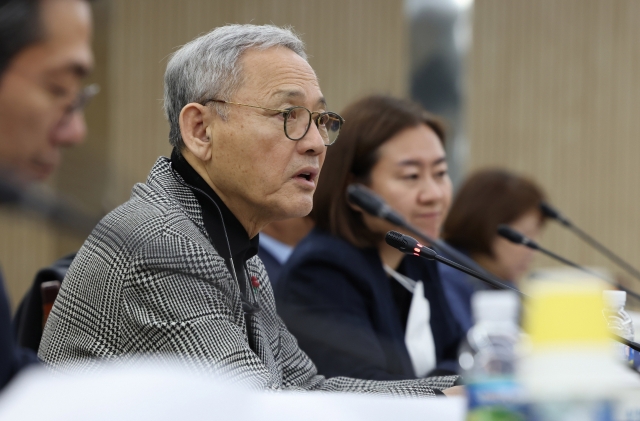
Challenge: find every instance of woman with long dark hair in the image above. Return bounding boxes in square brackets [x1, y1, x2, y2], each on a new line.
[275, 95, 463, 380]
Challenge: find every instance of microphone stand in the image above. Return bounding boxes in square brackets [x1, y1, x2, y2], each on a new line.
[614, 334, 640, 353]
[539, 245, 640, 303]
[0, 176, 100, 236]
[402, 223, 526, 296]
[541, 201, 640, 283]
[569, 224, 640, 282]
[428, 244, 527, 297]
[498, 226, 640, 303]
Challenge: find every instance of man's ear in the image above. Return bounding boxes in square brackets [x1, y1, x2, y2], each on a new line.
[179, 103, 213, 161]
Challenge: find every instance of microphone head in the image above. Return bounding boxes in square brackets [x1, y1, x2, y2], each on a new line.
[385, 230, 413, 251]
[539, 201, 559, 219]
[347, 184, 385, 215]
[0, 173, 99, 234]
[539, 201, 571, 226]
[497, 224, 525, 244]
[386, 230, 438, 260]
[347, 184, 406, 226]
[0, 175, 24, 205]
[497, 225, 539, 250]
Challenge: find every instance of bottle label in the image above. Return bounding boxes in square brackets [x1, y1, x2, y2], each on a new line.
[467, 379, 525, 420]
[613, 341, 635, 367]
[634, 347, 640, 370]
[526, 400, 613, 421]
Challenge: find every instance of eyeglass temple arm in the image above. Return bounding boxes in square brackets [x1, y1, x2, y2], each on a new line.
[203, 99, 288, 114]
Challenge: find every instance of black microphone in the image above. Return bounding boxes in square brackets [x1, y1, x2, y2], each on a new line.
[539, 201, 571, 226]
[497, 225, 540, 250]
[541, 201, 640, 283]
[347, 183, 505, 283]
[346, 184, 405, 227]
[0, 176, 23, 204]
[497, 225, 640, 302]
[0, 175, 100, 235]
[385, 230, 438, 259]
[385, 230, 526, 297]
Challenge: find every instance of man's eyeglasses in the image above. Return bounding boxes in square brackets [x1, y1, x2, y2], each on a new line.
[201, 99, 344, 146]
[67, 84, 100, 115]
[55, 84, 100, 128]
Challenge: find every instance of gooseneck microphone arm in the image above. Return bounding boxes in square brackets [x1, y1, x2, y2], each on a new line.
[0, 174, 100, 236]
[497, 224, 590, 272]
[541, 201, 640, 283]
[385, 230, 527, 297]
[347, 184, 513, 290]
[497, 225, 640, 303]
[614, 334, 640, 353]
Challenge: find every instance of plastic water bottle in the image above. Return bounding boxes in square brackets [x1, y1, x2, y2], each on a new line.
[458, 290, 523, 419]
[519, 279, 627, 421]
[603, 290, 635, 367]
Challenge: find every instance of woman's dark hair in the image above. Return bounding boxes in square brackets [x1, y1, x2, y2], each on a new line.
[0, 0, 43, 76]
[442, 168, 547, 257]
[311, 95, 446, 248]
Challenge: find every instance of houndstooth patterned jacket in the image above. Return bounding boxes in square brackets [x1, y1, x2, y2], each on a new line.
[39, 157, 457, 395]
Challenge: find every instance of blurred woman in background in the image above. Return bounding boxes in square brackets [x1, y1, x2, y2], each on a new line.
[441, 168, 548, 332]
[275, 95, 463, 380]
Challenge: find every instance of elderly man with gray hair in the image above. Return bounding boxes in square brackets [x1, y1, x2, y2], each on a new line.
[39, 24, 460, 396]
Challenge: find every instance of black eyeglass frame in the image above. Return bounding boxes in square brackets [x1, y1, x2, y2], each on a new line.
[55, 84, 100, 128]
[200, 98, 344, 145]
[69, 84, 100, 114]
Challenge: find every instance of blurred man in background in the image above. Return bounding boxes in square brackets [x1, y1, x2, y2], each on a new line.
[0, 0, 94, 389]
[0, 0, 93, 184]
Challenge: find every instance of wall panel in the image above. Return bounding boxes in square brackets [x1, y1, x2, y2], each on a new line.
[0, 210, 56, 308]
[468, 0, 640, 293]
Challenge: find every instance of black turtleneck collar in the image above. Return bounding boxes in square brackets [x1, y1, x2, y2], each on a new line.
[170, 149, 259, 265]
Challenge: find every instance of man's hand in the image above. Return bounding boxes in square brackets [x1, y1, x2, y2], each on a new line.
[441, 385, 465, 397]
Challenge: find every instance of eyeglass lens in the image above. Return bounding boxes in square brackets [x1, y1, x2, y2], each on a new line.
[71, 84, 100, 113]
[285, 107, 341, 145]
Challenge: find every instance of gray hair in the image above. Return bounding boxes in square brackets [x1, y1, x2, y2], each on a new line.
[163, 24, 307, 152]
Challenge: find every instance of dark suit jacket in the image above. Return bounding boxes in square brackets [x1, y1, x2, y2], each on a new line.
[274, 228, 463, 380]
[257, 246, 283, 287]
[13, 253, 76, 353]
[0, 269, 37, 390]
[438, 247, 515, 334]
[439, 261, 479, 334]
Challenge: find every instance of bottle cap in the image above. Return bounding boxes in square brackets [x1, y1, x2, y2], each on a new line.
[472, 290, 519, 322]
[602, 290, 626, 309]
